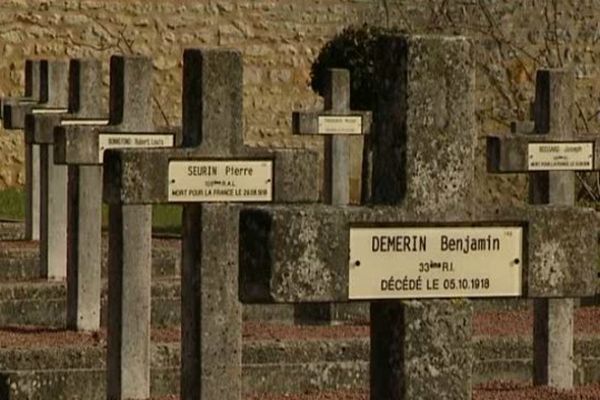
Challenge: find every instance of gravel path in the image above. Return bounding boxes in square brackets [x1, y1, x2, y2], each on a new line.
[2, 307, 600, 348]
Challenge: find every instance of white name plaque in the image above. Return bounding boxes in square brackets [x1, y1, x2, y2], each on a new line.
[98, 133, 174, 163]
[349, 226, 523, 299]
[317, 115, 362, 135]
[61, 119, 109, 126]
[31, 108, 69, 114]
[168, 160, 273, 203]
[528, 142, 593, 171]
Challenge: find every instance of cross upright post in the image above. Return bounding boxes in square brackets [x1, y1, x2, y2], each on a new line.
[292, 69, 372, 323]
[3, 60, 69, 241]
[239, 35, 598, 399]
[102, 48, 319, 400]
[54, 56, 177, 334]
[487, 69, 595, 388]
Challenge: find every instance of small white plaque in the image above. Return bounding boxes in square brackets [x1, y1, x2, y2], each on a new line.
[317, 115, 362, 135]
[61, 119, 109, 126]
[168, 160, 273, 203]
[528, 142, 593, 171]
[98, 133, 174, 163]
[31, 108, 68, 114]
[349, 226, 523, 299]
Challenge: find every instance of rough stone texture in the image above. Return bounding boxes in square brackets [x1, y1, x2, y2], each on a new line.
[486, 69, 591, 388]
[103, 49, 319, 205]
[107, 204, 152, 400]
[240, 204, 598, 302]
[488, 136, 600, 172]
[4, 60, 69, 130]
[292, 68, 372, 205]
[103, 49, 320, 400]
[0, 0, 592, 208]
[370, 300, 473, 400]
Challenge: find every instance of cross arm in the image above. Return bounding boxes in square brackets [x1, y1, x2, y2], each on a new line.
[487, 134, 600, 172]
[239, 204, 598, 303]
[3, 103, 45, 129]
[54, 125, 99, 164]
[292, 110, 372, 135]
[25, 113, 63, 144]
[53, 125, 182, 166]
[102, 146, 320, 205]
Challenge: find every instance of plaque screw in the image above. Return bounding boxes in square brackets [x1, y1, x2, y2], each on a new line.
[355, 260, 361, 267]
[513, 258, 520, 265]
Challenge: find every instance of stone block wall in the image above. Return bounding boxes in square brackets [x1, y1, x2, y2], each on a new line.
[0, 0, 599, 206]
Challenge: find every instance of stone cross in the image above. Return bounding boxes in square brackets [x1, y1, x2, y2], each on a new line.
[54, 56, 176, 332]
[487, 69, 596, 388]
[293, 68, 371, 204]
[0, 59, 42, 120]
[292, 69, 372, 324]
[102, 48, 319, 400]
[23, 59, 105, 282]
[239, 36, 598, 400]
[3, 60, 69, 241]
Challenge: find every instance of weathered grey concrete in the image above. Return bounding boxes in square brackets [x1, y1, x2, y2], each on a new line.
[66, 165, 103, 330]
[4, 60, 69, 242]
[102, 49, 319, 400]
[370, 300, 473, 400]
[487, 69, 584, 388]
[240, 36, 594, 399]
[2, 59, 46, 129]
[241, 36, 478, 400]
[367, 36, 475, 400]
[0, 59, 42, 120]
[5, 333, 600, 400]
[107, 204, 152, 400]
[25, 60, 104, 286]
[239, 204, 596, 302]
[293, 70, 372, 205]
[99, 57, 155, 400]
[39, 144, 68, 280]
[181, 203, 242, 400]
[530, 70, 576, 388]
[24, 143, 41, 241]
[292, 69, 372, 324]
[26, 60, 70, 248]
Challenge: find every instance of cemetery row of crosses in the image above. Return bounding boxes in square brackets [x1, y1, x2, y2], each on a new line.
[0, 35, 597, 400]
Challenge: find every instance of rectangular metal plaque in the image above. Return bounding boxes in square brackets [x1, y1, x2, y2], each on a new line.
[168, 160, 273, 202]
[61, 119, 109, 126]
[98, 133, 174, 163]
[349, 226, 523, 299]
[317, 115, 362, 135]
[528, 142, 593, 171]
[31, 108, 68, 114]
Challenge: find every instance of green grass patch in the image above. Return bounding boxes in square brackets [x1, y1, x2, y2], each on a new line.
[0, 189, 182, 233]
[0, 188, 25, 220]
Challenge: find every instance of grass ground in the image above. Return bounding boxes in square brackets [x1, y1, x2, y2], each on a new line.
[0, 188, 182, 234]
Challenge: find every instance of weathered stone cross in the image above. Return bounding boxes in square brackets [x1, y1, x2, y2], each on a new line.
[102, 49, 318, 399]
[293, 68, 371, 204]
[23, 59, 106, 282]
[0, 59, 42, 120]
[487, 69, 597, 388]
[3, 60, 69, 241]
[239, 36, 597, 400]
[292, 68, 372, 323]
[54, 56, 178, 332]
